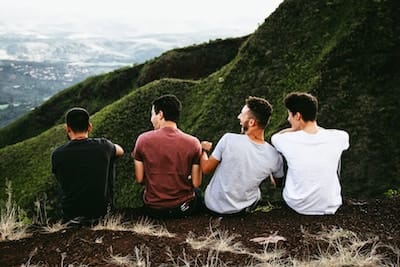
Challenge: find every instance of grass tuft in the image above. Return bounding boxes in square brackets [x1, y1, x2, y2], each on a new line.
[300, 226, 393, 267]
[132, 217, 175, 237]
[41, 221, 68, 234]
[186, 226, 247, 254]
[107, 245, 150, 267]
[93, 213, 130, 232]
[0, 181, 30, 241]
[93, 214, 175, 238]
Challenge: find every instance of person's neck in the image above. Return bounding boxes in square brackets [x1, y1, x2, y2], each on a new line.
[70, 132, 89, 140]
[159, 120, 177, 129]
[246, 129, 265, 144]
[301, 121, 319, 134]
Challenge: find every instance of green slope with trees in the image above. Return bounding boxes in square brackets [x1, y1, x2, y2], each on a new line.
[0, 37, 246, 149]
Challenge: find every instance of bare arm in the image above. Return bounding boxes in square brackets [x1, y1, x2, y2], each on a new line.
[200, 141, 220, 174]
[134, 159, 144, 184]
[201, 154, 220, 174]
[114, 144, 124, 157]
[191, 164, 202, 188]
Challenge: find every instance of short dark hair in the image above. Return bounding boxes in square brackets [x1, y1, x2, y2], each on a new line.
[245, 96, 273, 129]
[284, 92, 318, 122]
[152, 94, 182, 123]
[65, 107, 90, 132]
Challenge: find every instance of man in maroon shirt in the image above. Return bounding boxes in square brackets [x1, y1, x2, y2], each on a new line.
[132, 94, 202, 218]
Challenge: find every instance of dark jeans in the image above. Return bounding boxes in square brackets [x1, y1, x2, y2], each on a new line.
[144, 190, 204, 219]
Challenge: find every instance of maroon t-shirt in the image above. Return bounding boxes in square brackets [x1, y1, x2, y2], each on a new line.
[132, 127, 202, 208]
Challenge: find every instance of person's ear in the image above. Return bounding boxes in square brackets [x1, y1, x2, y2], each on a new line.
[249, 118, 257, 127]
[158, 110, 164, 120]
[88, 122, 93, 133]
[294, 112, 302, 121]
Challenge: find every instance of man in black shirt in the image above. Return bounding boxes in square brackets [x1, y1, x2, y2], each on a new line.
[51, 107, 124, 223]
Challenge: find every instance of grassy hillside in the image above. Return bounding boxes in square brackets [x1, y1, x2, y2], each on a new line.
[0, 37, 246, 149]
[0, 0, 399, 215]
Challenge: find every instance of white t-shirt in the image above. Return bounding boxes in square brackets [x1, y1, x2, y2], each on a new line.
[205, 133, 284, 214]
[271, 128, 349, 215]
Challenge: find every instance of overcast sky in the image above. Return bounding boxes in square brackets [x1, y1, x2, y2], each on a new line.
[0, 0, 284, 37]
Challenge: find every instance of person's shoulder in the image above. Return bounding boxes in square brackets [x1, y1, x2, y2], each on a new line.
[89, 137, 113, 145]
[271, 129, 294, 142]
[272, 128, 296, 138]
[179, 130, 201, 144]
[323, 129, 349, 138]
[52, 142, 69, 154]
[222, 133, 242, 140]
[136, 130, 157, 140]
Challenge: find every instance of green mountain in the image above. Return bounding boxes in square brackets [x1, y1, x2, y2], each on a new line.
[0, 37, 246, 149]
[0, 0, 399, 216]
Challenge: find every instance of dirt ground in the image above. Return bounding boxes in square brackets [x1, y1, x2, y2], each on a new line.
[0, 198, 399, 266]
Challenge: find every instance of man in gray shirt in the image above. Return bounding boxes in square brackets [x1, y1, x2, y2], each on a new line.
[201, 96, 284, 215]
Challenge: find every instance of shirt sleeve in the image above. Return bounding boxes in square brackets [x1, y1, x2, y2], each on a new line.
[271, 133, 282, 152]
[132, 135, 144, 161]
[106, 139, 117, 159]
[273, 152, 285, 178]
[211, 134, 227, 161]
[340, 131, 350, 151]
[192, 138, 202, 165]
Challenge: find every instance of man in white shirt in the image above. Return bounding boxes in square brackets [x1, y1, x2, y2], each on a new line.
[271, 92, 349, 215]
[201, 96, 284, 215]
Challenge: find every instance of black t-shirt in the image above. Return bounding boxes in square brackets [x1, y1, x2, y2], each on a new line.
[51, 138, 116, 220]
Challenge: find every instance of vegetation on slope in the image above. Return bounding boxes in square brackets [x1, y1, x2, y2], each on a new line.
[0, 0, 399, 216]
[0, 37, 246, 149]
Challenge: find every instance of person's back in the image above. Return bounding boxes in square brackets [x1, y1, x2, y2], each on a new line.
[272, 128, 349, 214]
[52, 138, 117, 219]
[201, 96, 284, 215]
[51, 107, 124, 222]
[132, 94, 202, 218]
[134, 127, 200, 208]
[271, 92, 349, 215]
[204, 133, 282, 214]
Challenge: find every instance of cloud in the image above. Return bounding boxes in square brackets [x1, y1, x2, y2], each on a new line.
[0, 0, 283, 36]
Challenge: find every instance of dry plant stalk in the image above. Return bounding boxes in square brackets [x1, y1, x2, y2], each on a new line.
[0, 181, 30, 241]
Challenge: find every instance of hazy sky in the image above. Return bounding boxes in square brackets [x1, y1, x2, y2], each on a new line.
[0, 0, 284, 37]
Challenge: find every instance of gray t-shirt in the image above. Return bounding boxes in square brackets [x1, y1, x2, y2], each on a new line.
[205, 133, 284, 214]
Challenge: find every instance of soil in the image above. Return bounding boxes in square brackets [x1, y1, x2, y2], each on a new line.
[0, 198, 399, 266]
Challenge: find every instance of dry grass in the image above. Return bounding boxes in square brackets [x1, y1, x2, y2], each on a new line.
[92, 213, 130, 232]
[186, 227, 247, 254]
[41, 221, 68, 234]
[132, 217, 175, 237]
[167, 248, 228, 267]
[19, 224, 399, 266]
[107, 245, 150, 267]
[22, 248, 89, 267]
[297, 226, 395, 267]
[5, 204, 396, 267]
[0, 181, 30, 241]
[93, 214, 175, 238]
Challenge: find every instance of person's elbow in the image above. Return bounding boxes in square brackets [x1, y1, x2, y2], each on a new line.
[135, 176, 144, 184]
[115, 144, 124, 157]
[192, 178, 201, 188]
[201, 165, 213, 175]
